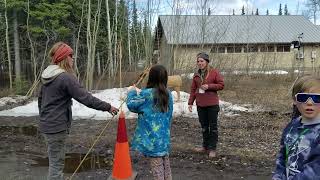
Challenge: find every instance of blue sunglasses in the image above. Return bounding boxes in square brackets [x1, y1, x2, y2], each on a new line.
[295, 93, 320, 104]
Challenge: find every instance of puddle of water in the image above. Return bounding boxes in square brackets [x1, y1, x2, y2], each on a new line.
[0, 125, 38, 136]
[32, 153, 112, 173]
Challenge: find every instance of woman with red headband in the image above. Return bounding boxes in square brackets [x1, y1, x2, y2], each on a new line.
[38, 42, 119, 180]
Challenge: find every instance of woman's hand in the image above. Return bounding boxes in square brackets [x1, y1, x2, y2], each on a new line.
[188, 105, 193, 112]
[200, 84, 209, 90]
[108, 106, 119, 116]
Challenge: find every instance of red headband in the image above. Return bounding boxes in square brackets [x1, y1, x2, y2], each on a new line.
[52, 43, 73, 64]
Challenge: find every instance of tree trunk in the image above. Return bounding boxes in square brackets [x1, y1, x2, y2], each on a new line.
[4, 0, 13, 90]
[13, 10, 21, 82]
[106, 0, 113, 77]
[85, 0, 92, 89]
[74, 0, 86, 80]
[113, 0, 118, 76]
[85, 0, 102, 90]
[26, 0, 37, 82]
[94, 0, 113, 89]
[97, 52, 101, 75]
[127, 0, 131, 70]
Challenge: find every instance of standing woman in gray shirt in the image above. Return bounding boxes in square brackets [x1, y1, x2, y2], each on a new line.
[38, 42, 119, 180]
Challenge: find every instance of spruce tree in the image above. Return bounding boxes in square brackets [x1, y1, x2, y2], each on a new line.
[284, 4, 289, 15]
[117, 0, 129, 66]
[278, 3, 282, 15]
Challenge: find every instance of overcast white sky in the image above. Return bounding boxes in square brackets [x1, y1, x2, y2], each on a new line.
[133, 0, 317, 26]
[136, 0, 308, 15]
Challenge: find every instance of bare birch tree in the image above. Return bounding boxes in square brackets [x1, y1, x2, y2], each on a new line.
[94, 0, 113, 89]
[105, 0, 113, 76]
[127, 0, 132, 68]
[306, 0, 319, 24]
[113, 0, 119, 76]
[74, 0, 86, 79]
[13, 9, 21, 83]
[26, 0, 36, 83]
[4, 0, 12, 90]
[85, 0, 102, 90]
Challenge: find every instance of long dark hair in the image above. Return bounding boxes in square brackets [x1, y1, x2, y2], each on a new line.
[146, 65, 169, 112]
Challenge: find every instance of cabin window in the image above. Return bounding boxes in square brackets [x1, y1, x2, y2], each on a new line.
[218, 47, 225, 53]
[244, 45, 258, 53]
[260, 46, 267, 52]
[277, 45, 291, 52]
[227, 47, 234, 53]
[210, 47, 217, 53]
[227, 46, 242, 53]
[235, 46, 242, 53]
[268, 45, 275, 52]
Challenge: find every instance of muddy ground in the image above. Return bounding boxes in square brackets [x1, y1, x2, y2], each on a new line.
[0, 75, 294, 180]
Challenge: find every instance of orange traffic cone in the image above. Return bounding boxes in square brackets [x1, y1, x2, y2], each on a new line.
[108, 111, 137, 180]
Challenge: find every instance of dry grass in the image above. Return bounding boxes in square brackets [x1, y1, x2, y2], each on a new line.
[0, 89, 12, 98]
[174, 74, 295, 173]
[220, 74, 294, 112]
[181, 73, 295, 112]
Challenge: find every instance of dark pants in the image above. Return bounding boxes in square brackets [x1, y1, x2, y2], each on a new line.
[197, 105, 219, 150]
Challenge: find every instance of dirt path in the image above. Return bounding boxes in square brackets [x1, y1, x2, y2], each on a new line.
[0, 110, 288, 180]
[0, 76, 293, 179]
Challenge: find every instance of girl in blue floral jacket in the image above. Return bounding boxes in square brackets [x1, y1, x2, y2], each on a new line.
[273, 76, 320, 180]
[127, 65, 173, 180]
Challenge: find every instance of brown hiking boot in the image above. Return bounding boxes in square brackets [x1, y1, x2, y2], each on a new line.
[194, 147, 207, 153]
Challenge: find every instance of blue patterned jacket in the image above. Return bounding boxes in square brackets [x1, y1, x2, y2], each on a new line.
[126, 88, 173, 157]
[273, 117, 320, 180]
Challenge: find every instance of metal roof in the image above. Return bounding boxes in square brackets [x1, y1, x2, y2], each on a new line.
[158, 15, 320, 44]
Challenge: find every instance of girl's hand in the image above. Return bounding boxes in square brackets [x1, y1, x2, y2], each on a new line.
[128, 84, 141, 94]
[128, 84, 138, 91]
[188, 105, 193, 112]
[135, 87, 141, 94]
[128, 85, 136, 91]
[201, 84, 208, 90]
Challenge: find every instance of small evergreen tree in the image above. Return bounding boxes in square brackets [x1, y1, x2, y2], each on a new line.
[266, 9, 269, 15]
[255, 8, 259, 15]
[284, 4, 289, 15]
[241, 5, 245, 15]
[278, 3, 282, 15]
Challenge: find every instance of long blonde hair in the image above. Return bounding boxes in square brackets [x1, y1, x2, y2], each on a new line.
[48, 42, 74, 73]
